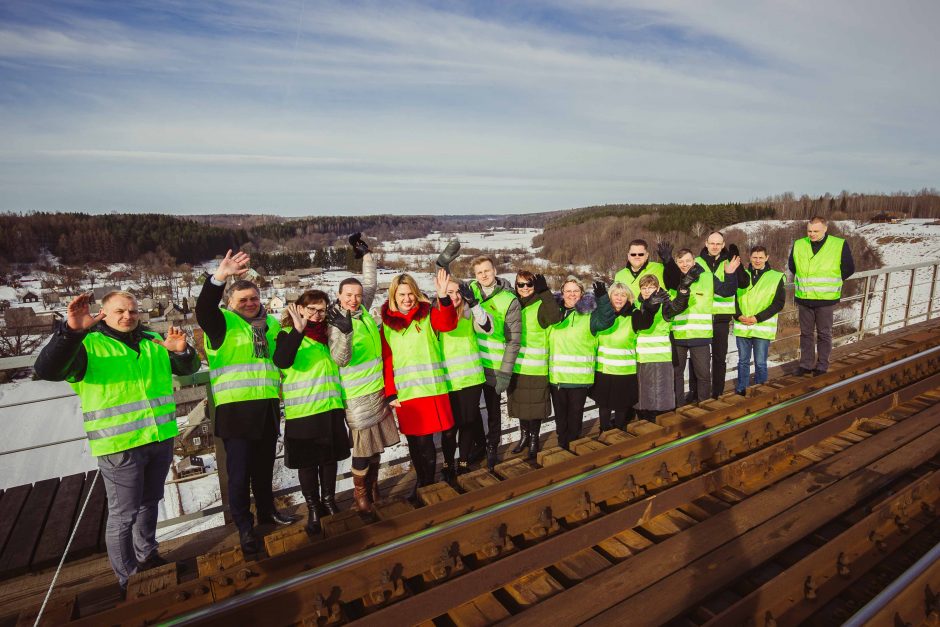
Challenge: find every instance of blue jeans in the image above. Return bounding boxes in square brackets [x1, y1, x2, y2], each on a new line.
[736, 336, 770, 392]
[97, 439, 173, 587]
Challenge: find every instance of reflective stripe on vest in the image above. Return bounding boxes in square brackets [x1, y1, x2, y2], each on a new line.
[595, 315, 637, 375]
[338, 306, 385, 399]
[71, 331, 179, 456]
[548, 312, 596, 385]
[793, 236, 844, 300]
[636, 306, 673, 364]
[514, 299, 549, 375]
[471, 283, 516, 371]
[204, 309, 280, 406]
[440, 316, 486, 391]
[279, 330, 345, 419]
[614, 261, 664, 300]
[383, 318, 449, 401]
[734, 268, 785, 341]
[670, 259, 714, 340]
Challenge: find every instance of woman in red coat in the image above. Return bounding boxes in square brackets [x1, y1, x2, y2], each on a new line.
[381, 268, 457, 491]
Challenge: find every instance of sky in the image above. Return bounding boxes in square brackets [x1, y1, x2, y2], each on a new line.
[0, 1, 938, 216]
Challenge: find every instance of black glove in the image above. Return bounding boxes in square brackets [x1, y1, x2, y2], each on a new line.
[435, 239, 461, 272]
[533, 273, 549, 293]
[458, 282, 478, 308]
[348, 232, 370, 259]
[648, 290, 669, 306]
[592, 280, 607, 299]
[679, 264, 705, 290]
[326, 305, 352, 334]
[495, 371, 512, 394]
[728, 243, 740, 258]
[656, 240, 673, 263]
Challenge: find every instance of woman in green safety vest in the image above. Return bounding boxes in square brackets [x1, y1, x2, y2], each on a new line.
[634, 275, 691, 421]
[593, 281, 646, 432]
[438, 278, 494, 481]
[273, 290, 352, 534]
[733, 246, 786, 396]
[508, 270, 562, 460]
[333, 233, 400, 512]
[548, 277, 611, 450]
[380, 270, 458, 495]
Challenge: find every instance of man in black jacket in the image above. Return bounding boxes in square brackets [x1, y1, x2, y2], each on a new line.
[196, 250, 298, 555]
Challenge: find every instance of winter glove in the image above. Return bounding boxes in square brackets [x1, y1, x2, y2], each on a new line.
[728, 243, 740, 258]
[458, 282, 478, 308]
[494, 371, 512, 394]
[435, 238, 461, 272]
[326, 305, 353, 335]
[656, 240, 673, 263]
[648, 289, 670, 306]
[348, 232, 370, 259]
[533, 273, 549, 294]
[679, 264, 705, 289]
[592, 280, 607, 299]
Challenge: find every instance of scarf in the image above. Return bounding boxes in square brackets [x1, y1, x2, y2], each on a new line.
[235, 305, 270, 359]
[303, 320, 328, 344]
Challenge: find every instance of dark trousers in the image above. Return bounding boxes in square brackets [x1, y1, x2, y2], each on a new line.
[673, 344, 711, 407]
[550, 386, 589, 449]
[687, 320, 730, 399]
[798, 304, 835, 372]
[449, 385, 484, 462]
[479, 383, 502, 447]
[223, 426, 277, 533]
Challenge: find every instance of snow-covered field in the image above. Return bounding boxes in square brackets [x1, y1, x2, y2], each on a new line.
[4, 219, 940, 541]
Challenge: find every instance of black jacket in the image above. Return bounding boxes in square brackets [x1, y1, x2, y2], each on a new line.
[34, 320, 200, 383]
[787, 234, 855, 308]
[664, 248, 739, 323]
[195, 275, 280, 440]
[734, 264, 786, 323]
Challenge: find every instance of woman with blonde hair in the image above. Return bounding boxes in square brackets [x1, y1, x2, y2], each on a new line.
[593, 281, 642, 431]
[273, 290, 351, 533]
[381, 269, 458, 494]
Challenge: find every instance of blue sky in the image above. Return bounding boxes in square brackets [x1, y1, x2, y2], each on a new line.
[1, 1, 937, 215]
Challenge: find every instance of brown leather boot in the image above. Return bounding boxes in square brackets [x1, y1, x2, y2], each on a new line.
[366, 462, 381, 504]
[352, 473, 372, 512]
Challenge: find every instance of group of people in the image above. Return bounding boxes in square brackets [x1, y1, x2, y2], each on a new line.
[34, 216, 853, 588]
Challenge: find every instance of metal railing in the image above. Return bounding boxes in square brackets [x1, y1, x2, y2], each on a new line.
[2, 258, 939, 533]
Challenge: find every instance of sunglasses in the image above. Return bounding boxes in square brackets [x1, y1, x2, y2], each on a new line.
[629, 252, 646, 257]
[516, 282, 533, 288]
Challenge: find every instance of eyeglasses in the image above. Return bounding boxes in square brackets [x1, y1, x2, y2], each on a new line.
[629, 252, 646, 257]
[516, 282, 533, 288]
[305, 306, 327, 316]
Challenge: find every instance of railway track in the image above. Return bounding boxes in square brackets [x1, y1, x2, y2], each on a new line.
[14, 322, 940, 626]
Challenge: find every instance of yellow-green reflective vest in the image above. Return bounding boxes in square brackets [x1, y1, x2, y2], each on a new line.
[636, 304, 672, 364]
[440, 315, 486, 391]
[71, 331, 178, 457]
[205, 309, 280, 407]
[338, 306, 384, 400]
[793, 236, 845, 300]
[596, 314, 637, 375]
[614, 261, 664, 299]
[278, 329, 344, 419]
[548, 312, 597, 385]
[383, 318, 449, 401]
[699, 256, 735, 316]
[470, 283, 516, 371]
[670, 259, 714, 341]
[734, 269, 785, 341]
[514, 300, 549, 376]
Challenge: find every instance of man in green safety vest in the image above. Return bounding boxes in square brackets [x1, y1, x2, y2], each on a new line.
[733, 246, 786, 395]
[788, 216, 855, 376]
[196, 250, 299, 555]
[35, 291, 200, 590]
[468, 255, 521, 469]
[614, 239, 665, 298]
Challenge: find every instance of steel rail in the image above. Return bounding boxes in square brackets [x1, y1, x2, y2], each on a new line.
[159, 343, 940, 626]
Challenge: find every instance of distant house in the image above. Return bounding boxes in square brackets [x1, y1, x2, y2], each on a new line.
[272, 274, 300, 290]
[92, 285, 121, 302]
[109, 270, 133, 281]
[294, 268, 323, 278]
[3, 307, 60, 332]
[165, 304, 187, 323]
[175, 400, 213, 457]
[41, 291, 60, 308]
[870, 212, 901, 224]
[175, 456, 206, 479]
[266, 295, 286, 312]
[20, 290, 40, 303]
[0, 300, 9, 312]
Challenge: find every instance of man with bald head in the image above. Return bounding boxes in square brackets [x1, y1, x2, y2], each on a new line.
[35, 290, 200, 590]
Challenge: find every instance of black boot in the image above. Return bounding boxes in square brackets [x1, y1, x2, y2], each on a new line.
[486, 442, 499, 470]
[424, 444, 438, 487]
[510, 421, 531, 454]
[239, 528, 260, 554]
[319, 463, 339, 515]
[528, 421, 541, 461]
[441, 462, 457, 486]
[302, 491, 323, 534]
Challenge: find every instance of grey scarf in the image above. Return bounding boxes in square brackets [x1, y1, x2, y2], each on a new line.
[235, 305, 270, 358]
